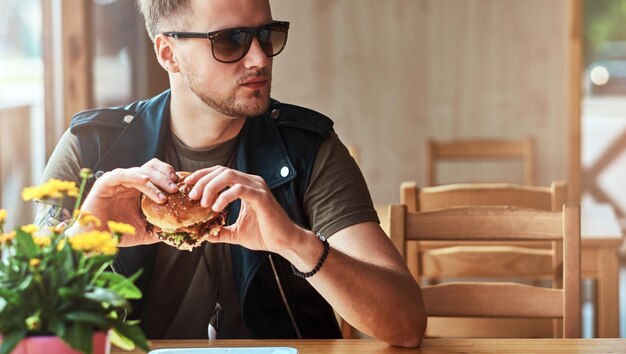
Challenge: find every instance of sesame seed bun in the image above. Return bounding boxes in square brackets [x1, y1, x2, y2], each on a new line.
[140, 171, 226, 251]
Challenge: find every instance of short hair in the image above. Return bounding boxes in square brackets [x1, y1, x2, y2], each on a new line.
[136, 0, 192, 41]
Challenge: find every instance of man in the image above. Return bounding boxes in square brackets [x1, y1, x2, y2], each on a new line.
[37, 0, 426, 347]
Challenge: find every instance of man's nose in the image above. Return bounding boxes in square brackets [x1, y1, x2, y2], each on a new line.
[242, 37, 270, 68]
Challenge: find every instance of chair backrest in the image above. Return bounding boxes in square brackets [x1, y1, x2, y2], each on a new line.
[389, 204, 581, 338]
[400, 181, 567, 280]
[399, 181, 569, 338]
[402, 180, 566, 213]
[427, 137, 535, 186]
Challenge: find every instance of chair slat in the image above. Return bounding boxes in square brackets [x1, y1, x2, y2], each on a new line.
[421, 246, 553, 278]
[388, 204, 581, 338]
[422, 282, 564, 318]
[404, 205, 564, 241]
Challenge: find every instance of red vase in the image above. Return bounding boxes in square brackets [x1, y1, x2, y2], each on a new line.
[9, 331, 110, 354]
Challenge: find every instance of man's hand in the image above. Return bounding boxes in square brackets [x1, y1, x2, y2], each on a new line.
[184, 166, 304, 254]
[79, 158, 179, 247]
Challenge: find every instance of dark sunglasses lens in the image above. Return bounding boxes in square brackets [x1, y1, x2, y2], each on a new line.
[259, 24, 288, 57]
[212, 29, 252, 62]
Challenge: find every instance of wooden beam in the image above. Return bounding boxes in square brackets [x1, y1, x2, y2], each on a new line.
[42, 0, 93, 159]
[567, 0, 583, 203]
[62, 0, 93, 129]
[0, 107, 33, 228]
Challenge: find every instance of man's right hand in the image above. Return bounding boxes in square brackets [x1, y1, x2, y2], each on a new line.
[79, 158, 179, 247]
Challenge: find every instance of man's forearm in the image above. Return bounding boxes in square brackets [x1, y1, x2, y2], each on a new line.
[279, 223, 426, 348]
[309, 247, 426, 347]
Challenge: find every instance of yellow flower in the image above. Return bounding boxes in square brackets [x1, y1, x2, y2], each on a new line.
[29, 258, 41, 268]
[32, 235, 51, 248]
[69, 231, 118, 255]
[25, 315, 41, 331]
[48, 225, 64, 234]
[107, 221, 136, 236]
[21, 179, 79, 201]
[80, 168, 92, 179]
[0, 209, 7, 224]
[57, 238, 66, 251]
[77, 211, 102, 228]
[0, 231, 15, 243]
[20, 224, 39, 234]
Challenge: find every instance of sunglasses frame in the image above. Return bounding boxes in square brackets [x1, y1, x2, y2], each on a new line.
[162, 21, 290, 63]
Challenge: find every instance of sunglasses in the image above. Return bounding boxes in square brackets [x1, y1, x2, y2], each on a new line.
[162, 21, 290, 64]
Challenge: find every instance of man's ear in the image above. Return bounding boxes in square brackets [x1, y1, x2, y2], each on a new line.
[154, 34, 179, 73]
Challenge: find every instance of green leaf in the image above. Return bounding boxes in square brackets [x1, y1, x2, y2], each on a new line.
[98, 273, 142, 299]
[62, 324, 92, 354]
[15, 274, 33, 291]
[58, 287, 82, 298]
[112, 321, 150, 352]
[15, 230, 38, 258]
[0, 330, 27, 354]
[48, 317, 66, 337]
[109, 328, 135, 351]
[84, 288, 125, 307]
[65, 311, 108, 327]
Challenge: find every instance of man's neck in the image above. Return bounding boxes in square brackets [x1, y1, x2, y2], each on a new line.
[169, 91, 245, 149]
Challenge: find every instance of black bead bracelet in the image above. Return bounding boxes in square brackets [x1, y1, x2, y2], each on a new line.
[291, 233, 329, 278]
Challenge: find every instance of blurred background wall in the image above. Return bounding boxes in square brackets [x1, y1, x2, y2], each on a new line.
[270, 0, 572, 205]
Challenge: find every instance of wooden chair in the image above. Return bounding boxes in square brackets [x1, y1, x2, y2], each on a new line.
[427, 137, 535, 186]
[390, 204, 581, 338]
[401, 181, 566, 280]
[339, 181, 568, 338]
[401, 181, 567, 338]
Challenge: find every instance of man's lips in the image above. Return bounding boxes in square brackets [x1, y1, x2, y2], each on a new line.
[240, 78, 268, 90]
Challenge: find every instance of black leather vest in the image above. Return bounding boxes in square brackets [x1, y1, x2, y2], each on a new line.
[69, 90, 342, 339]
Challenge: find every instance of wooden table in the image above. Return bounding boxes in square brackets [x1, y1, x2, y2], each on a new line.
[376, 203, 623, 338]
[580, 203, 623, 337]
[114, 338, 626, 353]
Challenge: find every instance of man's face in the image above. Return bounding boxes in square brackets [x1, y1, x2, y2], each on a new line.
[174, 0, 274, 118]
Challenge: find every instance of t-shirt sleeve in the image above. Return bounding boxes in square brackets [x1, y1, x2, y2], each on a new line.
[303, 131, 379, 238]
[34, 129, 83, 227]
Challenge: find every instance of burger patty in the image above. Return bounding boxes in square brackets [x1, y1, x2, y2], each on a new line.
[147, 211, 227, 249]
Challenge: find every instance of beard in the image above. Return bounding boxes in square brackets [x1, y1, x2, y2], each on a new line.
[182, 67, 271, 118]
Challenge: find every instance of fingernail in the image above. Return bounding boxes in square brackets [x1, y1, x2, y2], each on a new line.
[189, 190, 197, 199]
[169, 182, 177, 189]
[171, 173, 178, 181]
[158, 193, 167, 202]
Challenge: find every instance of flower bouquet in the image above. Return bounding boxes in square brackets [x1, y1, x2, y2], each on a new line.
[0, 169, 149, 354]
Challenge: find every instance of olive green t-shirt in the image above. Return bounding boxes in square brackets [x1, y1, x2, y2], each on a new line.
[38, 126, 378, 339]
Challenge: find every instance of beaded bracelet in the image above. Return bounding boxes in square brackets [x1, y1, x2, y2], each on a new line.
[291, 233, 329, 279]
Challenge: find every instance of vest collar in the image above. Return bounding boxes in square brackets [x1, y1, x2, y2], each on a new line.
[92, 90, 171, 173]
[93, 90, 297, 189]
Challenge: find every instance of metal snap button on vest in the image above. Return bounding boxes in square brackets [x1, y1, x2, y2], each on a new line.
[280, 166, 289, 177]
[94, 170, 105, 179]
[270, 109, 280, 119]
[123, 114, 134, 123]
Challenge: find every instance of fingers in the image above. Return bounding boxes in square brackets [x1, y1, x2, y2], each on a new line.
[95, 168, 167, 203]
[188, 166, 229, 207]
[185, 167, 267, 210]
[212, 183, 265, 211]
[142, 158, 179, 194]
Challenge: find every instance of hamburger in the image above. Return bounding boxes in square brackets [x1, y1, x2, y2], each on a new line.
[140, 171, 226, 251]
